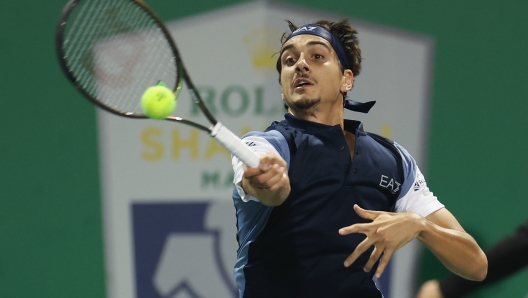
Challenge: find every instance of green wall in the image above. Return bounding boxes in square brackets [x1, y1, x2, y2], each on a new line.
[1, 0, 526, 297]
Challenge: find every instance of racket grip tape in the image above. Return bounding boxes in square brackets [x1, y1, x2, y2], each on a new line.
[210, 122, 260, 167]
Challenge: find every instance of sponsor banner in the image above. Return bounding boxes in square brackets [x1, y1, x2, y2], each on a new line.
[97, 2, 433, 297]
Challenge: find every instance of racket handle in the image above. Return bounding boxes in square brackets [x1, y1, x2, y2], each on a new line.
[211, 122, 260, 168]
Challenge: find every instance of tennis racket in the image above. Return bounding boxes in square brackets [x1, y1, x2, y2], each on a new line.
[55, 0, 260, 167]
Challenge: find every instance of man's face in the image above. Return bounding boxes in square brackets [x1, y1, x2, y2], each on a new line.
[279, 34, 350, 110]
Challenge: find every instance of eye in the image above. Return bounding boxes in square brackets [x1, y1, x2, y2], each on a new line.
[313, 54, 324, 60]
[284, 57, 297, 65]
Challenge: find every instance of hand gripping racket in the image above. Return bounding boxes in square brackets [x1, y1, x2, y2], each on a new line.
[55, 0, 260, 167]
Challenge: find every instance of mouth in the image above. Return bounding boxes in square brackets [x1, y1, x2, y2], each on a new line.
[292, 78, 314, 89]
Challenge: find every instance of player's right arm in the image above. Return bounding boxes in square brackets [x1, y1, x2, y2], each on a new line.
[232, 131, 291, 206]
[242, 152, 290, 206]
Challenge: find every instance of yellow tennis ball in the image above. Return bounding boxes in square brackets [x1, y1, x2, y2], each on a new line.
[141, 86, 176, 119]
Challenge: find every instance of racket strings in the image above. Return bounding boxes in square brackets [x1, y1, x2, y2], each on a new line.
[62, 0, 178, 114]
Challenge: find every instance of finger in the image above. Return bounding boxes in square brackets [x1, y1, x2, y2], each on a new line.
[339, 223, 368, 235]
[243, 165, 264, 178]
[244, 159, 280, 179]
[250, 165, 286, 189]
[259, 153, 287, 172]
[257, 165, 285, 190]
[250, 171, 278, 188]
[353, 204, 376, 220]
[353, 204, 385, 221]
[363, 246, 384, 273]
[374, 249, 394, 279]
[262, 152, 287, 168]
[344, 239, 373, 267]
[259, 155, 272, 171]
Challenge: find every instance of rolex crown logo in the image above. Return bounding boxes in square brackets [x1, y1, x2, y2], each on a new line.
[243, 26, 280, 76]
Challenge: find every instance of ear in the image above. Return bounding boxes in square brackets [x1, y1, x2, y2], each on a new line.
[340, 69, 354, 93]
[281, 93, 285, 100]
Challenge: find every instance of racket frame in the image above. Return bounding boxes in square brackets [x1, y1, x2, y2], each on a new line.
[55, 0, 260, 166]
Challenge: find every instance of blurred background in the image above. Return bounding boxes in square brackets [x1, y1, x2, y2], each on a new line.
[1, 0, 527, 297]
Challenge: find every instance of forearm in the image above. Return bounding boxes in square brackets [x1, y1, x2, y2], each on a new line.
[417, 218, 487, 281]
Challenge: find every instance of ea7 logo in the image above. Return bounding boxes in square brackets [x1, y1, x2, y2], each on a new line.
[379, 175, 401, 194]
[413, 178, 426, 191]
[292, 26, 317, 34]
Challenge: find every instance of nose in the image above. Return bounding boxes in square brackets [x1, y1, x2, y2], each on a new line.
[295, 54, 310, 72]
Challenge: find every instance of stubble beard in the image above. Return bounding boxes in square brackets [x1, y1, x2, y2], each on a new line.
[289, 97, 321, 118]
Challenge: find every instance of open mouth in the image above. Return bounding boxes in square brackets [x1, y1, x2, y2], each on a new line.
[293, 78, 313, 89]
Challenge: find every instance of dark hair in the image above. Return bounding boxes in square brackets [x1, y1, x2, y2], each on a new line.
[275, 19, 362, 78]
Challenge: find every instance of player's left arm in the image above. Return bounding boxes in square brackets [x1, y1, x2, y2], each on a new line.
[339, 143, 487, 281]
[339, 205, 487, 281]
[417, 207, 488, 281]
[397, 145, 487, 281]
[394, 144, 487, 281]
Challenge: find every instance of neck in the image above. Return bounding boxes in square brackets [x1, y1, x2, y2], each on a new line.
[289, 96, 345, 130]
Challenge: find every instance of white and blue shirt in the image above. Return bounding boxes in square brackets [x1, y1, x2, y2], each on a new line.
[231, 114, 443, 298]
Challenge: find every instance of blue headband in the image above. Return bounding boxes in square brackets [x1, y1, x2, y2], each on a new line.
[282, 24, 376, 113]
[284, 24, 350, 69]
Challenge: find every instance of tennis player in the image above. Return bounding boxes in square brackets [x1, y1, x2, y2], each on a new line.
[231, 19, 487, 298]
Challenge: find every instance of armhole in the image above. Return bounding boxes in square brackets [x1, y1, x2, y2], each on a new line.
[266, 125, 296, 163]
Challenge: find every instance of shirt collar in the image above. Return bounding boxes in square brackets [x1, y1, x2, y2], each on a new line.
[283, 113, 364, 135]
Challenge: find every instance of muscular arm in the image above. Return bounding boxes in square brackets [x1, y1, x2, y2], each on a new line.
[339, 149, 487, 280]
[418, 208, 488, 281]
[338, 206, 487, 280]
